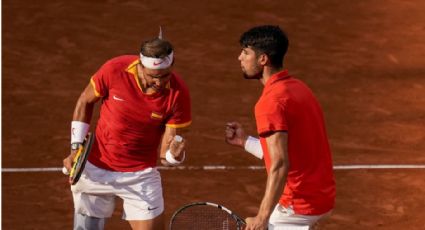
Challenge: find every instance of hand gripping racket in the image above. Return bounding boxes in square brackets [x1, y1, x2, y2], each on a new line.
[169, 202, 246, 230]
[63, 132, 95, 185]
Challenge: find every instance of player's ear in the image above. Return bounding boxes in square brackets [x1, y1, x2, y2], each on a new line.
[258, 53, 268, 66]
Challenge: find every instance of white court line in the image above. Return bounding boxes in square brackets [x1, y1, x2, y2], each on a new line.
[2, 164, 425, 172]
[333, 164, 425, 170]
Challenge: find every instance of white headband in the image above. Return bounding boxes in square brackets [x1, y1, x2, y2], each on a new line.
[140, 52, 174, 70]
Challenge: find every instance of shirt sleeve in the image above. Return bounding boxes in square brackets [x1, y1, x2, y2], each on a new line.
[90, 61, 112, 98]
[166, 85, 192, 128]
[255, 100, 288, 137]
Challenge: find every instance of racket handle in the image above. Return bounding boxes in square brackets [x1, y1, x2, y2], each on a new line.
[72, 146, 84, 162]
[62, 166, 70, 175]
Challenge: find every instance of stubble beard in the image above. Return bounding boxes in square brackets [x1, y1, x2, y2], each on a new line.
[242, 66, 263, 80]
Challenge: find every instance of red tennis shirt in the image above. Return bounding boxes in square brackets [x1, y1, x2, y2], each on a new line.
[87, 55, 191, 172]
[255, 70, 335, 215]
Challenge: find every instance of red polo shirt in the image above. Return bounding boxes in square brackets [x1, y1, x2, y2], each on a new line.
[88, 55, 191, 172]
[255, 70, 335, 215]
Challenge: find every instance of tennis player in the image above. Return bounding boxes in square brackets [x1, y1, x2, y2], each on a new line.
[225, 25, 335, 230]
[63, 30, 191, 230]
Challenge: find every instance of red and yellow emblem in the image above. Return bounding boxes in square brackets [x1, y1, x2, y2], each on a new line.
[151, 112, 163, 120]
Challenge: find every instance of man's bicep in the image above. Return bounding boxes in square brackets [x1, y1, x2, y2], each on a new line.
[73, 83, 101, 122]
[265, 131, 289, 166]
[81, 83, 102, 104]
[167, 86, 192, 128]
[159, 126, 177, 158]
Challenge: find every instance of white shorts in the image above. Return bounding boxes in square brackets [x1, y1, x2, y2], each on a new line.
[71, 161, 164, 221]
[268, 204, 331, 230]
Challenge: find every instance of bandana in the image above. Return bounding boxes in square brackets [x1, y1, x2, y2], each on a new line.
[140, 52, 173, 69]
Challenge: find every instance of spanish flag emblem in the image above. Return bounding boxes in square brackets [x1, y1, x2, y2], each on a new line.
[151, 112, 163, 120]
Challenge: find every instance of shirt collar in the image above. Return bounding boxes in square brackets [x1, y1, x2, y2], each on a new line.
[265, 69, 290, 88]
[125, 59, 140, 76]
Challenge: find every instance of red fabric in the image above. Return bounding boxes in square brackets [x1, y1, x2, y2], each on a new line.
[255, 70, 335, 215]
[88, 55, 191, 172]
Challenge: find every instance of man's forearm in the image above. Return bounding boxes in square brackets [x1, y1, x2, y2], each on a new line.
[258, 131, 289, 221]
[257, 163, 288, 220]
[73, 99, 95, 123]
[72, 84, 99, 123]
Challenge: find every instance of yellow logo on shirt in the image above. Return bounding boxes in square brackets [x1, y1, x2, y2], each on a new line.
[151, 112, 163, 120]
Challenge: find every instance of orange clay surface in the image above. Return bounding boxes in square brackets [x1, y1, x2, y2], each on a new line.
[3, 0, 425, 229]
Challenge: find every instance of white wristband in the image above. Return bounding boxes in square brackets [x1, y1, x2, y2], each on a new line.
[244, 136, 263, 159]
[165, 149, 185, 165]
[71, 121, 90, 144]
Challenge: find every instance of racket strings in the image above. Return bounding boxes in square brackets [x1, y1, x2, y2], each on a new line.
[171, 205, 240, 230]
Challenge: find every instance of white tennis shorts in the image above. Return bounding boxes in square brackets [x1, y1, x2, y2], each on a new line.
[268, 204, 331, 230]
[71, 161, 164, 220]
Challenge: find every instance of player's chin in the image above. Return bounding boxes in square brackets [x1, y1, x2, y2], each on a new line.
[243, 73, 261, 80]
[150, 85, 163, 92]
[243, 68, 263, 79]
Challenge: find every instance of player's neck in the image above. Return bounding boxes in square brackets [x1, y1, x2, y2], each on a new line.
[260, 66, 283, 86]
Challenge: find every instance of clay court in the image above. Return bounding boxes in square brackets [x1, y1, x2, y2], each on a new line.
[3, 0, 425, 229]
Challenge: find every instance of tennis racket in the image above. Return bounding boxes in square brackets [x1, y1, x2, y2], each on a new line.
[169, 202, 246, 230]
[63, 132, 95, 185]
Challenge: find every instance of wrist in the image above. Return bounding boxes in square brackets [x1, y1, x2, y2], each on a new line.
[71, 142, 83, 151]
[244, 136, 264, 159]
[257, 206, 272, 222]
[256, 213, 269, 224]
[71, 121, 89, 144]
[165, 149, 185, 165]
[241, 135, 249, 148]
[174, 151, 185, 161]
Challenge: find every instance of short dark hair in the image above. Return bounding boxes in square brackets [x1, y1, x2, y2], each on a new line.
[239, 25, 289, 68]
[140, 38, 173, 58]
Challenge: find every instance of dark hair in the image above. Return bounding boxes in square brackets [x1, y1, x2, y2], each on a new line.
[140, 38, 173, 58]
[239, 25, 289, 68]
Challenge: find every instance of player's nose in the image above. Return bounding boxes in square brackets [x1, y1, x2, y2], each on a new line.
[238, 53, 243, 61]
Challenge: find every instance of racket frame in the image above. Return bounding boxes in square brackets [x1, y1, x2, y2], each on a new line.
[69, 132, 94, 185]
[169, 201, 246, 230]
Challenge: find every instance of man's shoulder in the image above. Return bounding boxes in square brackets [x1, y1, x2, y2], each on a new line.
[259, 78, 295, 107]
[267, 76, 310, 95]
[104, 55, 139, 67]
[97, 55, 139, 79]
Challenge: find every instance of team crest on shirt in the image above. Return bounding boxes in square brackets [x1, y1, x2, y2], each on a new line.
[151, 112, 164, 120]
